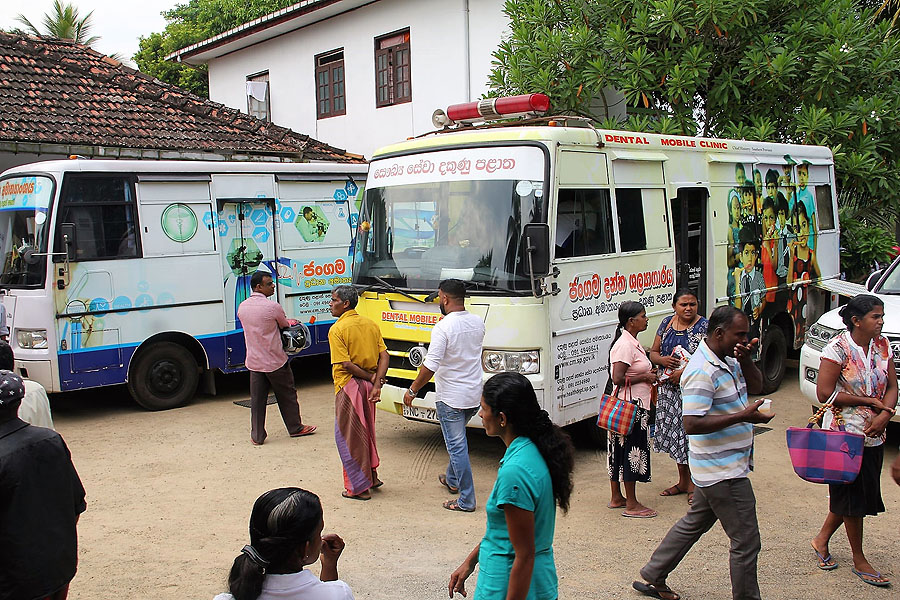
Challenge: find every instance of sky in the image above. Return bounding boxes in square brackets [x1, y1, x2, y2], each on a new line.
[0, 1, 175, 64]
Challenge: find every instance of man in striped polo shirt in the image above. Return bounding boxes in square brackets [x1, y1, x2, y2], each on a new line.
[633, 306, 774, 600]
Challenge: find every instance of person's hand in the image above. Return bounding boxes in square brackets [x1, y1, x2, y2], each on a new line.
[891, 454, 900, 486]
[863, 410, 891, 438]
[865, 398, 886, 412]
[403, 388, 415, 407]
[734, 338, 759, 362]
[743, 399, 776, 424]
[286, 318, 300, 327]
[320, 533, 345, 564]
[752, 303, 763, 320]
[368, 383, 382, 404]
[669, 368, 684, 385]
[448, 559, 476, 598]
[661, 355, 681, 370]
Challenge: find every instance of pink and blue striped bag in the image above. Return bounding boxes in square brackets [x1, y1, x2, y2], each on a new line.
[786, 403, 864, 485]
[596, 379, 638, 436]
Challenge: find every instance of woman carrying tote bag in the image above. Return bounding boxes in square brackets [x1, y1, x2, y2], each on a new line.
[607, 301, 659, 518]
[810, 295, 897, 587]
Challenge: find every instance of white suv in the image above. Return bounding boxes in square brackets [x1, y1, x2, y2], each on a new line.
[799, 259, 900, 423]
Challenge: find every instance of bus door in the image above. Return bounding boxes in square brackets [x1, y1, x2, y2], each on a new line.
[217, 199, 278, 367]
[671, 188, 708, 309]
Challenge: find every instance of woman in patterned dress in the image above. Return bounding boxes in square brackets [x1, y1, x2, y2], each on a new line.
[649, 290, 708, 505]
[607, 301, 658, 518]
[811, 295, 897, 586]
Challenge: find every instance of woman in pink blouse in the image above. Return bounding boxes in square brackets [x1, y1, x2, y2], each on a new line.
[607, 301, 659, 518]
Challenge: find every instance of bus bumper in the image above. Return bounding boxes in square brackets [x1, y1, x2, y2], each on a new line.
[14, 359, 55, 392]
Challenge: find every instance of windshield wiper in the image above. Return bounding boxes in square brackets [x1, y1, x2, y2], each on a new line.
[367, 276, 426, 303]
[467, 280, 519, 295]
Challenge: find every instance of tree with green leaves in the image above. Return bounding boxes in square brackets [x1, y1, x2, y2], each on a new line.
[134, 0, 296, 98]
[490, 0, 900, 267]
[15, 1, 100, 46]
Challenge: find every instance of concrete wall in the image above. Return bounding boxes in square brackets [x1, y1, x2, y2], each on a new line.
[206, 0, 508, 158]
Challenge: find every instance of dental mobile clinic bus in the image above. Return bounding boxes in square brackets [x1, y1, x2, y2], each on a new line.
[352, 94, 840, 431]
[0, 159, 366, 409]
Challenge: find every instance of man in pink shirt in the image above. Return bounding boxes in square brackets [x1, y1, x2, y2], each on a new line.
[237, 271, 316, 445]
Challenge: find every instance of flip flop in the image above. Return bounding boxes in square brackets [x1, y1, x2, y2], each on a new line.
[607, 502, 626, 509]
[443, 499, 475, 512]
[810, 541, 838, 570]
[659, 485, 685, 497]
[622, 508, 658, 518]
[290, 425, 317, 437]
[342, 490, 371, 501]
[438, 474, 459, 494]
[371, 479, 384, 489]
[632, 581, 680, 600]
[851, 568, 890, 587]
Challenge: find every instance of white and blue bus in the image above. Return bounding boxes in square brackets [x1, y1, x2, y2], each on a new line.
[0, 159, 366, 409]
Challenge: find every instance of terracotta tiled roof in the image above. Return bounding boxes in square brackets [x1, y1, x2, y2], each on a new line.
[0, 32, 364, 163]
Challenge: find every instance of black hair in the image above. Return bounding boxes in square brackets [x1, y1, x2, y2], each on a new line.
[303, 207, 313, 216]
[227, 488, 323, 600]
[794, 199, 810, 222]
[741, 182, 754, 194]
[775, 193, 789, 217]
[607, 300, 646, 380]
[0, 340, 13, 371]
[332, 285, 358, 309]
[672, 289, 698, 306]
[249, 271, 272, 290]
[738, 226, 759, 251]
[838, 294, 884, 331]
[765, 168, 779, 187]
[735, 163, 745, 175]
[707, 305, 746, 334]
[481, 373, 574, 512]
[438, 279, 466, 301]
[761, 196, 775, 215]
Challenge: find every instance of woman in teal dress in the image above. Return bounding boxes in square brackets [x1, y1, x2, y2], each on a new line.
[449, 373, 575, 600]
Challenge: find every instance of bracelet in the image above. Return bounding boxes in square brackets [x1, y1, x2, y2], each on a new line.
[407, 387, 417, 397]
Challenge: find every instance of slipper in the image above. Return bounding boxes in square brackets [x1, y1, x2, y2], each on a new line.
[342, 490, 371, 501]
[607, 502, 626, 509]
[371, 479, 384, 489]
[659, 485, 685, 497]
[810, 541, 838, 570]
[632, 581, 680, 600]
[438, 474, 459, 494]
[250, 438, 264, 446]
[443, 499, 475, 512]
[290, 425, 317, 437]
[622, 508, 658, 518]
[851, 568, 890, 587]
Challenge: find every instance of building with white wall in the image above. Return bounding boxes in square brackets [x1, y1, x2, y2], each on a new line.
[169, 0, 510, 158]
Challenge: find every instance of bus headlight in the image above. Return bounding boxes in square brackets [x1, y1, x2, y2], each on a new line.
[482, 350, 540, 374]
[17, 329, 48, 350]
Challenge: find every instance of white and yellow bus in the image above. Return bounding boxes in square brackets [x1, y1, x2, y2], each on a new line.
[352, 95, 840, 432]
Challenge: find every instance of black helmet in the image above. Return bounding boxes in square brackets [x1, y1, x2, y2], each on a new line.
[281, 323, 311, 354]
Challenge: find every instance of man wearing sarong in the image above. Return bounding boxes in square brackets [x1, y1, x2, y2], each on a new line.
[328, 285, 389, 501]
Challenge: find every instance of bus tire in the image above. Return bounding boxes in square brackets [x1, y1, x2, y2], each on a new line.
[757, 326, 787, 394]
[127, 342, 200, 410]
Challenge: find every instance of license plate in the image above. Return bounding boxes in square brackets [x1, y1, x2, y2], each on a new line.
[401, 404, 437, 423]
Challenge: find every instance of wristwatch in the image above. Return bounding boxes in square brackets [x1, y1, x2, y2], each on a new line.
[406, 387, 417, 397]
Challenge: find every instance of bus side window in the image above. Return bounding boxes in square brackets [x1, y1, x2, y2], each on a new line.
[815, 185, 835, 230]
[555, 189, 614, 259]
[615, 188, 670, 252]
[57, 176, 139, 260]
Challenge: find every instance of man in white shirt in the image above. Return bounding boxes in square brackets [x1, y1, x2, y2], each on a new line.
[0, 340, 53, 429]
[403, 279, 485, 512]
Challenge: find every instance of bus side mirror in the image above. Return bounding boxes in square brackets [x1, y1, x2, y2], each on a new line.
[61, 223, 77, 262]
[523, 223, 551, 278]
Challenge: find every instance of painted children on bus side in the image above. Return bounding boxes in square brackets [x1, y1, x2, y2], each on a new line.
[787, 202, 821, 342]
[753, 169, 764, 208]
[732, 227, 766, 340]
[760, 198, 779, 307]
[739, 182, 758, 230]
[794, 162, 817, 250]
[727, 163, 745, 216]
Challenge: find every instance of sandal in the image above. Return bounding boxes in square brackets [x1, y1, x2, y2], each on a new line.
[290, 425, 317, 437]
[851, 568, 890, 587]
[632, 581, 680, 600]
[438, 474, 459, 494]
[622, 508, 658, 518]
[810, 541, 837, 571]
[443, 499, 475, 512]
[342, 490, 371, 501]
[659, 485, 685, 497]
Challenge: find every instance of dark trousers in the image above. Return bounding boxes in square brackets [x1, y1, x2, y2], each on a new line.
[250, 361, 303, 444]
[641, 477, 761, 600]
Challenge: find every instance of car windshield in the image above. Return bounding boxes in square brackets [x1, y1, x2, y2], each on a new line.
[875, 259, 900, 294]
[354, 146, 547, 292]
[0, 175, 54, 287]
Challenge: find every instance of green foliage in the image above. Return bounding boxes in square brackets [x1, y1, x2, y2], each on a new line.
[490, 0, 900, 228]
[133, 0, 296, 97]
[838, 206, 896, 280]
[15, 1, 100, 47]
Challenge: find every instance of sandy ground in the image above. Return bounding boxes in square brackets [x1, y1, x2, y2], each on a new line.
[48, 357, 899, 600]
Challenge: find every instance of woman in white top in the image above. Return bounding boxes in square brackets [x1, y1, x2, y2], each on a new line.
[215, 488, 354, 600]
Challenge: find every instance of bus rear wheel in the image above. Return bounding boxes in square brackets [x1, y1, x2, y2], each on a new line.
[127, 342, 200, 410]
[757, 326, 787, 394]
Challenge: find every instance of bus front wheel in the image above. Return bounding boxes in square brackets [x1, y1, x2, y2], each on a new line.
[127, 342, 200, 410]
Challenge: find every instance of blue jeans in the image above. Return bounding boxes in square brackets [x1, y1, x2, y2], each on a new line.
[436, 401, 478, 510]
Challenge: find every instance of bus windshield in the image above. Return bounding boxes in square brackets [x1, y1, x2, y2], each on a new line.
[355, 146, 547, 292]
[0, 175, 54, 287]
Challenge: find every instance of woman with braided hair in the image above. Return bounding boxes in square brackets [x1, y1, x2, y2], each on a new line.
[214, 488, 354, 600]
[449, 373, 575, 600]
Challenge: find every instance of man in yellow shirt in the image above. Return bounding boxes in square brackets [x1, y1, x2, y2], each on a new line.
[328, 285, 389, 501]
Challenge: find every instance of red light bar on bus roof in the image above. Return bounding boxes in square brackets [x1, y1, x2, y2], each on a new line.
[434, 94, 550, 127]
